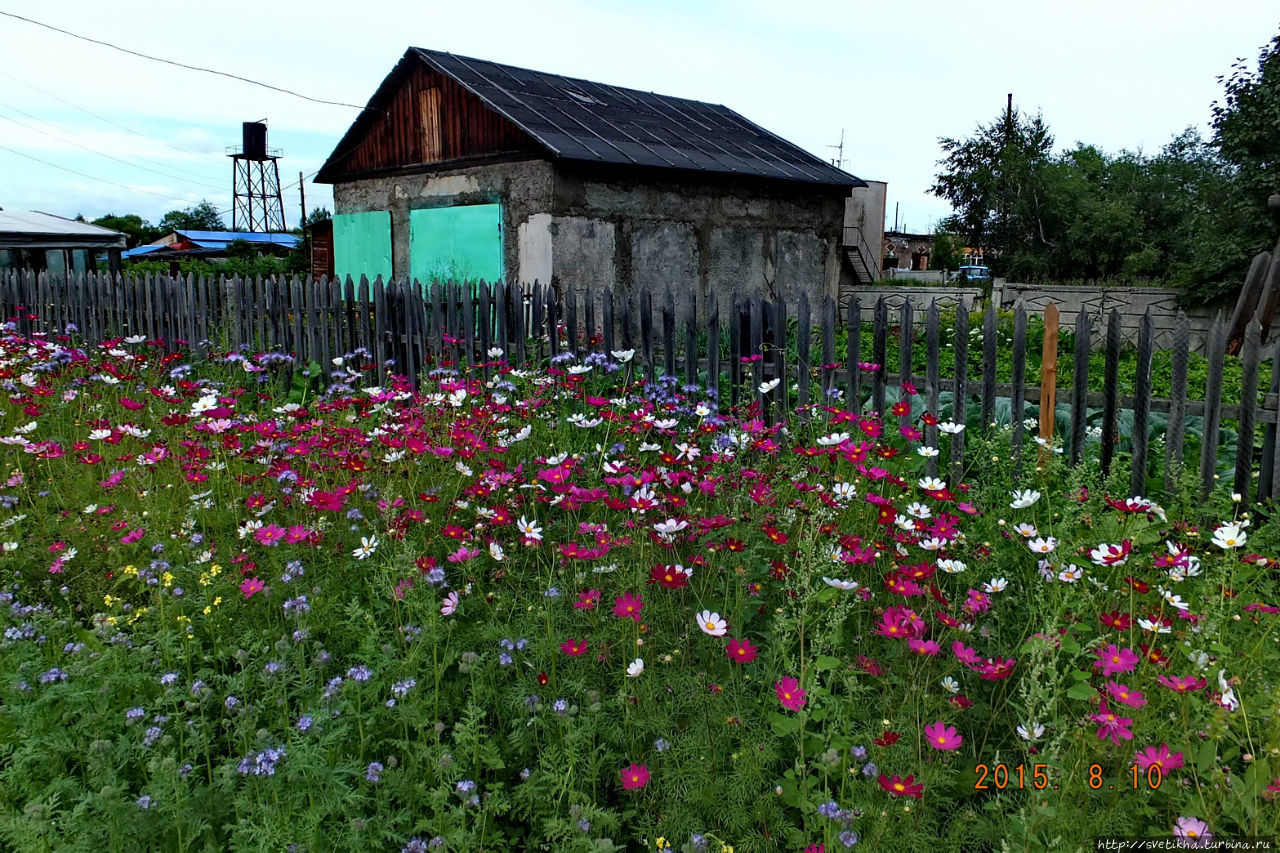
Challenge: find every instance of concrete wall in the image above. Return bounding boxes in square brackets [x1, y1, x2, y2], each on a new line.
[844, 180, 886, 279]
[333, 158, 849, 324]
[846, 282, 1223, 352]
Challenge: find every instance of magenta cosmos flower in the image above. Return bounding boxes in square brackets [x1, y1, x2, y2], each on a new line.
[923, 721, 963, 751]
[1094, 644, 1140, 677]
[775, 676, 806, 711]
[1157, 674, 1207, 694]
[1104, 681, 1147, 708]
[1089, 702, 1135, 746]
[1134, 744, 1185, 773]
[725, 637, 759, 664]
[612, 592, 643, 622]
[620, 763, 649, 790]
[239, 577, 264, 598]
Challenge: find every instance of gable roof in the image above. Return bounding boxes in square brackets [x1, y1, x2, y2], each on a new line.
[318, 48, 863, 189]
[0, 210, 126, 248]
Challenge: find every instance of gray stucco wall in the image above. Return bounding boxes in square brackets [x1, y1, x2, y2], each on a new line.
[331, 158, 848, 321]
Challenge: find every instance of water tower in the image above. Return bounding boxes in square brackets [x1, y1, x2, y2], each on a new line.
[228, 121, 286, 232]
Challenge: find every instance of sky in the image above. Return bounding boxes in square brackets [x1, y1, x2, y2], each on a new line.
[0, 1, 1277, 234]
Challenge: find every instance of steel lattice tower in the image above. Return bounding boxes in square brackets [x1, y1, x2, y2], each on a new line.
[228, 121, 286, 232]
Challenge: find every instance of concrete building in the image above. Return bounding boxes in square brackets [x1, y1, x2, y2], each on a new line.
[315, 48, 871, 311]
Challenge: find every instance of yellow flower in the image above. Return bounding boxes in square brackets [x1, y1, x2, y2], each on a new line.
[655, 839, 667, 851]
[161, 572, 174, 587]
[122, 564, 138, 577]
[198, 573, 211, 586]
[202, 606, 212, 615]
[103, 594, 117, 607]
[212, 597, 222, 607]
[209, 563, 222, 576]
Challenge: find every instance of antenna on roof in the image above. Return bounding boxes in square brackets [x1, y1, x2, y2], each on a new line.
[827, 129, 846, 169]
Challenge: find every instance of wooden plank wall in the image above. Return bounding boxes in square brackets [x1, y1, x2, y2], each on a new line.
[1, 269, 1276, 503]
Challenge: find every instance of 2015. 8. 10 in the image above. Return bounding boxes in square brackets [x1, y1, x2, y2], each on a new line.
[973, 763, 1164, 790]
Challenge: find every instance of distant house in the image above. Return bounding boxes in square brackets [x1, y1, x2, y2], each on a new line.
[315, 48, 870, 308]
[0, 210, 125, 276]
[883, 230, 935, 271]
[123, 229, 299, 261]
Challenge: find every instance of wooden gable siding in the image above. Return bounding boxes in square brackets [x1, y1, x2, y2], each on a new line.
[329, 64, 538, 179]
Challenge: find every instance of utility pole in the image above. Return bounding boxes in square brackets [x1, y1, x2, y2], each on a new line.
[299, 172, 306, 232]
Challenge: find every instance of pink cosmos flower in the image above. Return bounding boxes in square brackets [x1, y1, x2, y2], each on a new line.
[907, 638, 941, 656]
[1157, 674, 1207, 694]
[923, 721, 963, 751]
[573, 589, 601, 610]
[612, 592, 643, 622]
[952, 641, 981, 665]
[620, 763, 649, 790]
[1104, 681, 1147, 708]
[284, 525, 312, 544]
[1134, 744, 1184, 773]
[1089, 701, 1135, 746]
[440, 591, 459, 616]
[1094, 644, 1140, 677]
[239, 577, 264, 599]
[254, 524, 287, 547]
[775, 676, 807, 711]
[1172, 816, 1212, 846]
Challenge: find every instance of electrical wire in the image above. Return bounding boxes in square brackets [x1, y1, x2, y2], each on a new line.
[0, 142, 206, 204]
[0, 105, 228, 191]
[0, 66, 215, 161]
[0, 9, 375, 113]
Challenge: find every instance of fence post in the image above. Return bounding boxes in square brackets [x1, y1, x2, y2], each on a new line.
[1234, 317, 1262, 503]
[1070, 309, 1091, 466]
[1100, 310, 1121, 477]
[1039, 303, 1059, 469]
[951, 302, 968, 483]
[1129, 309, 1154, 498]
[1199, 314, 1226, 499]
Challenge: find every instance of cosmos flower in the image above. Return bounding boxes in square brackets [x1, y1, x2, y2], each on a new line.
[696, 610, 728, 637]
[620, 763, 649, 790]
[724, 638, 759, 664]
[775, 676, 806, 711]
[923, 721, 963, 751]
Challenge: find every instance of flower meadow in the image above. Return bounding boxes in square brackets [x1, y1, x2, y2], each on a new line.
[1, 321, 1278, 852]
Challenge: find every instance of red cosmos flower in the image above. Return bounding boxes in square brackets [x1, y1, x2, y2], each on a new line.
[573, 589, 601, 610]
[949, 694, 974, 710]
[761, 524, 788, 544]
[724, 637, 759, 664]
[1139, 644, 1171, 667]
[1100, 610, 1133, 631]
[877, 773, 923, 799]
[560, 639, 588, 657]
[873, 731, 901, 747]
[613, 592, 643, 622]
[620, 763, 649, 790]
[856, 655, 885, 676]
[1124, 575, 1150, 594]
[648, 564, 690, 588]
[536, 671, 549, 686]
[977, 658, 1017, 680]
[891, 400, 912, 417]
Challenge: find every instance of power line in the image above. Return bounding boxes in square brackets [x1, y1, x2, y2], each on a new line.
[0, 9, 373, 113]
[0, 65, 214, 161]
[0, 105, 228, 191]
[0, 142, 206, 205]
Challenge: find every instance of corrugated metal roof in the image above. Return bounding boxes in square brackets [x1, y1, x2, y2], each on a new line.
[319, 48, 863, 189]
[177, 230, 299, 247]
[0, 210, 127, 246]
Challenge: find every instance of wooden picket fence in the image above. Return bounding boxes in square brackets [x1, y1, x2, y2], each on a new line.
[2, 269, 1277, 503]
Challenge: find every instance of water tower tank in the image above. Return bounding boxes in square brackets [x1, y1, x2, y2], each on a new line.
[242, 122, 268, 160]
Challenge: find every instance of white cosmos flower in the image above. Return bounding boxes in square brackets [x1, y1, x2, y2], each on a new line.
[1137, 618, 1171, 634]
[88, 429, 112, 440]
[894, 515, 917, 531]
[447, 389, 467, 407]
[759, 378, 781, 394]
[919, 537, 946, 551]
[1160, 589, 1190, 611]
[916, 446, 939, 458]
[1217, 670, 1239, 711]
[918, 476, 947, 491]
[694, 402, 712, 417]
[906, 502, 932, 519]
[489, 542, 505, 562]
[833, 482, 857, 501]
[937, 558, 967, 574]
[567, 365, 592, 375]
[1013, 522, 1039, 538]
[983, 577, 1009, 593]
[610, 349, 635, 363]
[822, 577, 860, 591]
[352, 535, 379, 560]
[1057, 564, 1085, 583]
[1027, 536, 1058, 554]
[938, 421, 965, 434]
[487, 346, 504, 358]
[653, 518, 688, 536]
[941, 676, 959, 694]
[817, 431, 850, 446]
[1010, 489, 1041, 509]
[123, 335, 147, 344]
[1211, 523, 1247, 550]
[626, 658, 645, 677]
[1, 541, 17, 552]
[695, 610, 728, 637]
[1017, 722, 1045, 741]
[516, 516, 543, 541]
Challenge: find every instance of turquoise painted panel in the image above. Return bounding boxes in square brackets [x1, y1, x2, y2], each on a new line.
[409, 203, 503, 284]
[334, 211, 392, 283]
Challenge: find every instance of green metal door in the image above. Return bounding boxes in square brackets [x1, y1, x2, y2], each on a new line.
[409, 203, 503, 284]
[333, 211, 392, 283]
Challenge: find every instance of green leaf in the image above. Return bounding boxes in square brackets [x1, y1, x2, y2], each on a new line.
[1196, 741, 1217, 774]
[1066, 682, 1096, 701]
[769, 712, 802, 737]
[813, 655, 842, 672]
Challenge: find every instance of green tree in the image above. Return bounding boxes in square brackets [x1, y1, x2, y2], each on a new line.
[157, 201, 226, 234]
[931, 98, 1054, 274]
[931, 229, 962, 273]
[91, 213, 161, 246]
